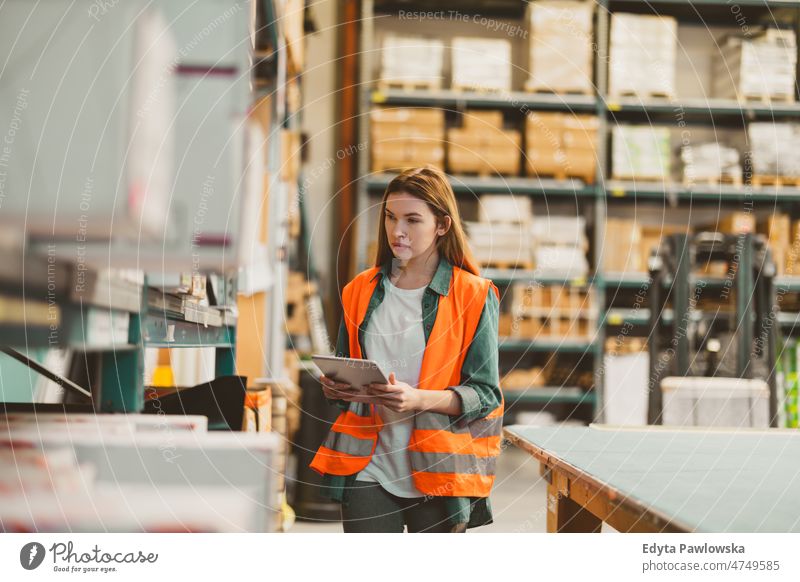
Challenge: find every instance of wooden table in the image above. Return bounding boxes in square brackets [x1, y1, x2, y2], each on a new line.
[503, 424, 800, 533]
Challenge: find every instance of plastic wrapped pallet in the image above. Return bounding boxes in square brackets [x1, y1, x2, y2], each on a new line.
[661, 377, 769, 428]
[609, 13, 677, 98]
[379, 35, 445, 89]
[370, 107, 445, 172]
[748, 122, 800, 179]
[533, 244, 589, 278]
[466, 221, 532, 266]
[612, 125, 671, 180]
[711, 28, 797, 102]
[526, 0, 594, 94]
[531, 215, 587, 246]
[451, 37, 512, 91]
[478, 194, 533, 224]
[680, 142, 742, 185]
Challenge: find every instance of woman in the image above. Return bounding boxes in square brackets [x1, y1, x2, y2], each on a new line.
[309, 165, 503, 533]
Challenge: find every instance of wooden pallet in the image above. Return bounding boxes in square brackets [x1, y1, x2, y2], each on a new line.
[376, 79, 441, 92]
[751, 174, 800, 188]
[512, 284, 594, 313]
[611, 90, 675, 101]
[737, 92, 796, 105]
[503, 312, 596, 341]
[611, 174, 669, 182]
[371, 159, 444, 174]
[683, 174, 744, 188]
[480, 259, 534, 270]
[452, 83, 509, 94]
[527, 167, 595, 184]
[448, 164, 520, 178]
[524, 83, 594, 97]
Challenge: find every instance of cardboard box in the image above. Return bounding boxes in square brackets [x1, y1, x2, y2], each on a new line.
[526, 113, 598, 181]
[463, 110, 504, 130]
[604, 218, 643, 273]
[759, 213, 791, 248]
[701, 212, 756, 234]
[372, 142, 445, 172]
[447, 128, 521, 176]
[370, 107, 445, 126]
[499, 313, 514, 336]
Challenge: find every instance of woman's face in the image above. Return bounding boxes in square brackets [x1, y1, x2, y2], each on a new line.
[384, 192, 448, 262]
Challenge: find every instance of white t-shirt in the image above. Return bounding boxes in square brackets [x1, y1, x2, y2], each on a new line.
[355, 277, 427, 498]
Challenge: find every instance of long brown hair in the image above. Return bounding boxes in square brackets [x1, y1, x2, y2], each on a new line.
[374, 165, 480, 276]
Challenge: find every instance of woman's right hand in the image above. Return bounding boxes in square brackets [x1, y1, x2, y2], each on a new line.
[320, 375, 371, 402]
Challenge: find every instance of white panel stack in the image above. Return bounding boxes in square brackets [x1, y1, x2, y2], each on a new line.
[712, 28, 797, 102]
[749, 123, 800, 178]
[680, 142, 742, 185]
[612, 125, 671, 180]
[530, 215, 589, 278]
[526, 0, 594, 94]
[661, 377, 769, 428]
[451, 37, 512, 91]
[379, 35, 445, 89]
[609, 13, 677, 98]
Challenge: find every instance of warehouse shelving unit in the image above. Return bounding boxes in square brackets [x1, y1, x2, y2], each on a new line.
[0, 0, 292, 415]
[355, 0, 800, 425]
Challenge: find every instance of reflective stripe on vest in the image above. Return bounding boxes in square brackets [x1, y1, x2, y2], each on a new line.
[309, 264, 503, 497]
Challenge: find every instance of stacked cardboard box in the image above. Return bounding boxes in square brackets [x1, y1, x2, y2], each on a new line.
[712, 29, 797, 102]
[612, 125, 671, 180]
[603, 218, 643, 274]
[701, 211, 756, 235]
[759, 213, 790, 275]
[451, 37, 512, 91]
[787, 219, 800, 275]
[526, 0, 594, 94]
[370, 107, 445, 172]
[526, 112, 598, 182]
[507, 283, 595, 340]
[501, 366, 547, 390]
[379, 35, 445, 89]
[680, 142, 742, 185]
[468, 195, 533, 267]
[748, 123, 800, 182]
[609, 13, 677, 98]
[447, 110, 521, 176]
[604, 218, 688, 274]
[530, 215, 590, 278]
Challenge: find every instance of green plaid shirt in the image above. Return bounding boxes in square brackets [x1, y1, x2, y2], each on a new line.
[318, 257, 502, 530]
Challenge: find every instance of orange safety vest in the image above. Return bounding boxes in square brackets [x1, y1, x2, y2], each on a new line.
[309, 264, 504, 498]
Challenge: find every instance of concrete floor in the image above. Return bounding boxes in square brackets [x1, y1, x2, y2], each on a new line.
[286, 445, 550, 533]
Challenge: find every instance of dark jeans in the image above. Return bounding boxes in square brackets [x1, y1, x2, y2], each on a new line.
[340, 480, 467, 533]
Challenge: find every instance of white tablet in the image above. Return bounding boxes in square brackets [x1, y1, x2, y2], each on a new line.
[311, 355, 390, 393]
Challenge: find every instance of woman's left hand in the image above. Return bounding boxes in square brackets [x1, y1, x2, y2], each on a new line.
[367, 372, 421, 413]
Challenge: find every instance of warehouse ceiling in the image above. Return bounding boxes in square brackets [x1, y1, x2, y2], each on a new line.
[374, 0, 527, 18]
